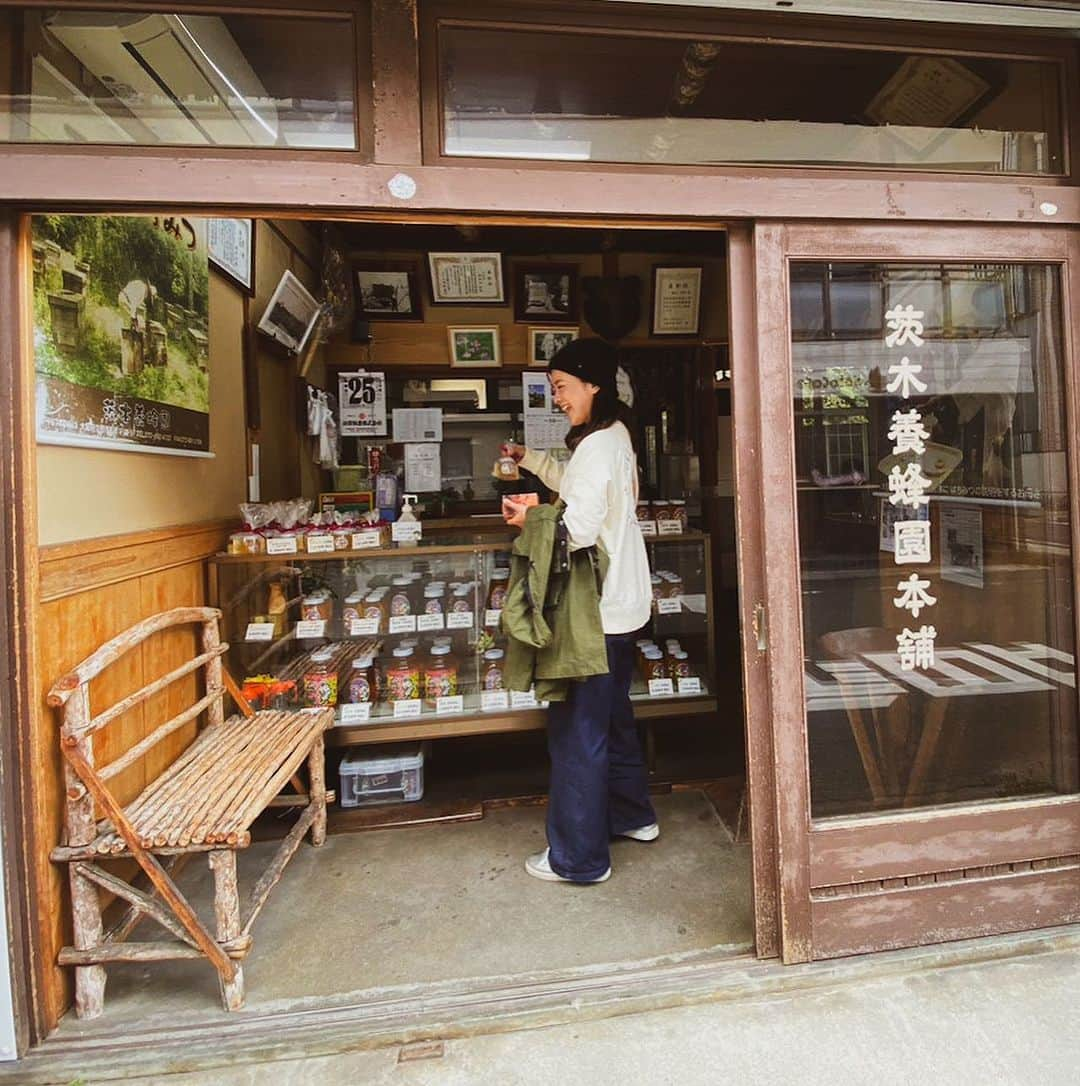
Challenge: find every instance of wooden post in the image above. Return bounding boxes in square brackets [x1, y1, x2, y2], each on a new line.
[63, 686, 107, 1018]
[209, 850, 245, 1012]
[200, 617, 226, 731]
[308, 735, 327, 847]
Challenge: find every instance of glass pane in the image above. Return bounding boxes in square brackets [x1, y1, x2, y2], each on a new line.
[440, 27, 1062, 174]
[793, 261, 1079, 816]
[0, 8, 358, 149]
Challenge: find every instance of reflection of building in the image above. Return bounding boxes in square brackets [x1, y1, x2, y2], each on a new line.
[269, 301, 307, 342]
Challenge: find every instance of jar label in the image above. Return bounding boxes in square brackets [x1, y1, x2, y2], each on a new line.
[489, 586, 508, 610]
[424, 670, 458, 700]
[303, 674, 338, 707]
[340, 702, 371, 724]
[296, 620, 327, 639]
[389, 592, 412, 617]
[388, 671, 420, 700]
[342, 607, 362, 625]
[417, 613, 445, 631]
[347, 675, 372, 703]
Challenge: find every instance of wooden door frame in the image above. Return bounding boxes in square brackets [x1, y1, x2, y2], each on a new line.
[752, 220, 1080, 963]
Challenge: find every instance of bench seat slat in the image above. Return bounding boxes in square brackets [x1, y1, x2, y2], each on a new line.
[92, 710, 332, 853]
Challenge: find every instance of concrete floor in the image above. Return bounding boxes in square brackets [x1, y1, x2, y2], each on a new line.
[50, 938, 1080, 1085]
[57, 789, 751, 1033]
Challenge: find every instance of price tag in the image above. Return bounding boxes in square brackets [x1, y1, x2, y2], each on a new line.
[245, 622, 275, 642]
[511, 689, 538, 709]
[393, 699, 422, 719]
[638, 520, 658, 537]
[392, 521, 423, 544]
[678, 677, 702, 695]
[350, 618, 380, 636]
[295, 620, 326, 639]
[339, 702, 372, 724]
[388, 615, 417, 634]
[266, 536, 298, 555]
[436, 695, 465, 715]
[417, 613, 445, 632]
[306, 533, 335, 553]
[658, 519, 683, 536]
[648, 678, 675, 697]
[447, 611, 474, 630]
[352, 530, 382, 550]
[484, 609, 503, 628]
[657, 597, 683, 615]
[481, 690, 510, 712]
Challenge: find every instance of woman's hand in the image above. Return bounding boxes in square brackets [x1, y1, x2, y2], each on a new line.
[502, 496, 529, 530]
[500, 442, 526, 463]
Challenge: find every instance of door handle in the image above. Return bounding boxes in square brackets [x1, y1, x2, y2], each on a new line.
[752, 602, 767, 654]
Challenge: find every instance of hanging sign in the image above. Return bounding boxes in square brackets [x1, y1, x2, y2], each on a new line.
[338, 370, 387, 437]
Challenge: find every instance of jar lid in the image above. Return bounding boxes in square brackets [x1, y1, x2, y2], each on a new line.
[352, 655, 374, 668]
[671, 499, 686, 506]
[311, 649, 333, 662]
[345, 592, 363, 603]
[643, 649, 663, 659]
[392, 647, 414, 658]
[673, 651, 689, 659]
[635, 638, 654, 646]
[424, 585, 444, 596]
[391, 576, 411, 586]
[302, 594, 324, 604]
[431, 645, 452, 656]
[365, 592, 381, 601]
[453, 585, 471, 596]
[406, 572, 424, 581]
[653, 499, 671, 506]
[484, 648, 505, 660]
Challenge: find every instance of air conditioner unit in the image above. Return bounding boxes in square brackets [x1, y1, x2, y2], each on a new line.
[43, 12, 278, 146]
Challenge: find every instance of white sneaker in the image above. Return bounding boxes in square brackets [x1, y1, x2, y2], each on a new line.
[524, 848, 611, 883]
[617, 823, 660, 842]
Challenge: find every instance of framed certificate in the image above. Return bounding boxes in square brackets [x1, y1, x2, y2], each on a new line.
[651, 265, 703, 337]
[207, 218, 255, 295]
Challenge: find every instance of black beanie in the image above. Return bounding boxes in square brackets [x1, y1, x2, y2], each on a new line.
[547, 338, 618, 393]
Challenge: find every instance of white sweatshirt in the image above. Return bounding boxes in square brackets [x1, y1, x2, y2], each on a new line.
[521, 422, 652, 635]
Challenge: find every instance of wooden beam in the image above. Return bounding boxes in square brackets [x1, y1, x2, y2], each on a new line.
[372, 0, 422, 165]
[73, 863, 197, 949]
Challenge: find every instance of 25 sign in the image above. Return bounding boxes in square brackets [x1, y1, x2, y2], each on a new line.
[338, 370, 387, 437]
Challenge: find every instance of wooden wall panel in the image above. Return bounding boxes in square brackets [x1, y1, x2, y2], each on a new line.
[31, 522, 229, 1029]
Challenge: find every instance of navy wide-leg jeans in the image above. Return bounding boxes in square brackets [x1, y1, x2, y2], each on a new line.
[545, 631, 657, 882]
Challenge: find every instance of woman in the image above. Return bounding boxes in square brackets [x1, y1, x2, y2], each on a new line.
[503, 338, 657, 885]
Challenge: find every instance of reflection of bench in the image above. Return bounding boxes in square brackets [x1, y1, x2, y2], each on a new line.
[48, 607, 332, 1018]
[817, 627, 949, 808]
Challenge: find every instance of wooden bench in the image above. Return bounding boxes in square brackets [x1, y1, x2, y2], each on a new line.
[48, 606, 333, 1019]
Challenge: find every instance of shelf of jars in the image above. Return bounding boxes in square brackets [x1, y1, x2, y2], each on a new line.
[208, 534, 716, 747]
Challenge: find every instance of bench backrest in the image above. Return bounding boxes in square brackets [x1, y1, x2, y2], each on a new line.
[47, 609, 229, 841]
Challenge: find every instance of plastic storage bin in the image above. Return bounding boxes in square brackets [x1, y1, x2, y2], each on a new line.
[339, 744, 424, 807]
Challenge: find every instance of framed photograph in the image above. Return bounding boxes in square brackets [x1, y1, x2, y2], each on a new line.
[448, 326, 501, 367]
[529, 325, 579, 364]
[652, 265, 703, 336]
[515, 263, 579, 322]
[257, 269, 321, 354]
[428, 251, 505, 304]
[207, 218, 255, 295]
[352, 261, 422, 322]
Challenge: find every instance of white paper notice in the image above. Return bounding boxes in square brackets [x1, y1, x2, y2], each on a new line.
[657, 598, 683, 615]
[648, 678, 675, 697]
[350, 618, 380, 636]
[306, 533, 334, 553]
[522, 371, 571, 450]
[417, 613, 445, 632]
[391, 521, 423, 544]
[511, 689, 538, 709]
[266, 536, 298, 555]
[352, 530, 382, 550]
[393, 699, 423, 719]
[940, 506, 984, 588]
[436, 695, 465, 715]
[677, 677, 702, 695]
[338, 371, 387, 437]
[295, 620, 326, 639]
[393, 408, 443, 443]
[447, 611, 474, 629]
[388, 615, 417, 634]
[245, 623, 275, 642]
[405, 443, 442, 492]
[481, 690, 510, 712]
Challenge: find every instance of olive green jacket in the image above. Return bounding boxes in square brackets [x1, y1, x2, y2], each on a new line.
[501, 502, 609, 702]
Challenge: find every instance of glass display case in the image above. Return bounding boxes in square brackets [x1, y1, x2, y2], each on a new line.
[208, 533, 716, 747]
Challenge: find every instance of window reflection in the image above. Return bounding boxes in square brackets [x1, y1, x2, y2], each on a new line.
[0, 8, 358, 149]
[441, 27, 1062, 174]
[792, 262, 1079, 816]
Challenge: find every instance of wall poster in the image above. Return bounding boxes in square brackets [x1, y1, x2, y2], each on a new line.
[33, 214, 212, 456]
